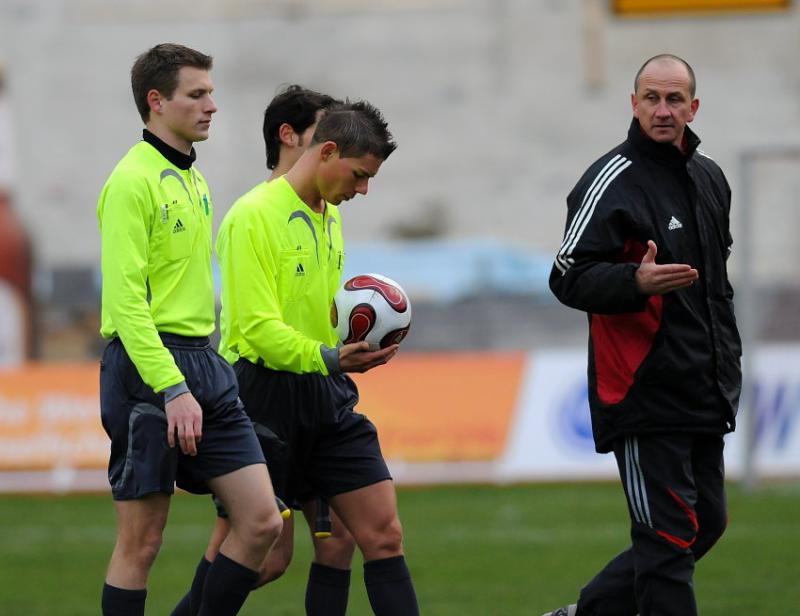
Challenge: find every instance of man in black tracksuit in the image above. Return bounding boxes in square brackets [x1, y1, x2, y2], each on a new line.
[543, 54, 742, 616]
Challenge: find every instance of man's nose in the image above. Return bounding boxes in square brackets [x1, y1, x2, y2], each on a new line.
[655, 100, 670, 116]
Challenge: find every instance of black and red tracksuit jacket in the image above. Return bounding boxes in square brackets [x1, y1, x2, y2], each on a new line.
[549, 118, 742, 454]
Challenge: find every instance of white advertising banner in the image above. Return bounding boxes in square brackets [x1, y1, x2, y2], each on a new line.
[725, 345, 800, 478]
[500, 345, 800, 481]
[500, 350, 617, 480]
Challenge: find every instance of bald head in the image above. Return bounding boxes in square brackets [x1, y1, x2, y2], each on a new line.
[634, 54, 696, 98]
[631, 54, 699, 148]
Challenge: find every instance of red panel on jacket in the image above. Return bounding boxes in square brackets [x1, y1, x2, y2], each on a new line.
[591, 239, 663, 405]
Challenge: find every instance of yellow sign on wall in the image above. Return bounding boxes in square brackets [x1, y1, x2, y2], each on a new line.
[613, 0, 790, 15]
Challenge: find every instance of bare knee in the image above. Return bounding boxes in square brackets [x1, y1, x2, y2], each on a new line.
[252, 508, 284, 552]
[140, 532, 164, 569]
[255, 545, 293, 587]
[108, 496, 170, 586]
[356, 516, 404, 561]
[232, 504, 283, 552]
[378, 518, 405, 554]
[117, 527, 164, 572]
[314, 533, 357, 569]
[254, 520, 294, 588]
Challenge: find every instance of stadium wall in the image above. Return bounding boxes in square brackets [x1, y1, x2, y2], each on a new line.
[0, 0, 798, 285]
[1, 346, 799, 492]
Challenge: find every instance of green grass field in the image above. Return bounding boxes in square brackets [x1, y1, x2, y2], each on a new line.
[1, 481, 798, 615]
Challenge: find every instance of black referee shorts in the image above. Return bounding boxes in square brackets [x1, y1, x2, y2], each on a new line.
[99, 335, 265, 500]
[233, 358, 391, 507]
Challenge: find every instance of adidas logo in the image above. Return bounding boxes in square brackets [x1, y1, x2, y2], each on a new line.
[172, 219, 185, 233]
[668, 216, 683, 231]
[295, 263, 305, 276]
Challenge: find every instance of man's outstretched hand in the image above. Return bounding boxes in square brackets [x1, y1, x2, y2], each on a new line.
[635, 240, 699, 295]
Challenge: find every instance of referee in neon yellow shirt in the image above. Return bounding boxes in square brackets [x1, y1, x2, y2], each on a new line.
[216, 101, 420, 615]
[96, 43, 282, 616]
[173, 86, 365, 616]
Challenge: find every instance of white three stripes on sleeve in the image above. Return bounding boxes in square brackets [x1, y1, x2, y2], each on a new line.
[554, 154, 632, 274]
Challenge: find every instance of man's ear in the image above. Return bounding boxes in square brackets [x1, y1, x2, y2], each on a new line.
[147, 89, 163, 115]
[319, 141, 338, 161]
[278, 123, 297, 146]
[687, 97, 700, 123]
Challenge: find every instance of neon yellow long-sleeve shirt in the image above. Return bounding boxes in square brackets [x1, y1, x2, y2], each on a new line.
[216, 177, 344, 374]
[97, 140, 214, 393]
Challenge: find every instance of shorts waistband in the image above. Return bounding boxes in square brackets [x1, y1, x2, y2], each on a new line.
[244, 358, 332, 382]
[253, 358, 286, 373]
[159, 333, 211, 349]
[239, 357, 278, 373]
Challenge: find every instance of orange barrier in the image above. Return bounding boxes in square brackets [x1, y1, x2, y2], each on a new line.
[0, 354, 527, 472]
[352, 353, 526, 461]
[0, 362, 105, 470]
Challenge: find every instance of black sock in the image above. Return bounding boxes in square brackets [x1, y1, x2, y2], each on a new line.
[305, 562, 351, 616]
[363, 555, 419, 616]
[101, 583, 147, 616]
[171, 555, 212, 616]
[197, 553, 259, 616]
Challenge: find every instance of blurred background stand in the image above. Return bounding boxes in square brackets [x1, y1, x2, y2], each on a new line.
[0, 59, 34, 366]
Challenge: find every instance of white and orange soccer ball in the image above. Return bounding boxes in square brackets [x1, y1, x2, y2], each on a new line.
[331, 273, 412, 349]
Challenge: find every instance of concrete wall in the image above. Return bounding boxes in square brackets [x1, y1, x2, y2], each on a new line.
[0, 0, 798, 284]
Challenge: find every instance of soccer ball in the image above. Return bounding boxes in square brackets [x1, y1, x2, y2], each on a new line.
[331, 273, 412, 349]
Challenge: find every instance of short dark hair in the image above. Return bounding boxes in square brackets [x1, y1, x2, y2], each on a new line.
[634, 53, 696, 98]
[131, 43, 213, 122]
[263, 85, 340, 170]
[311, 100, 397, 161]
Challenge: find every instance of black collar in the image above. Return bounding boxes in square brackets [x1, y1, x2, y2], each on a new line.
[627, 118, 700, 168]
[142, 129, 196, 170]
